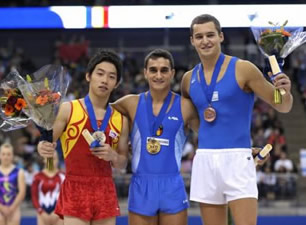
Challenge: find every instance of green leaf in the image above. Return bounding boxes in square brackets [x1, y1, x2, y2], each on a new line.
[26, 75, 32, 82]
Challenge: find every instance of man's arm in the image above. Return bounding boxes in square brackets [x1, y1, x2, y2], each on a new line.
[110, 115, 129, 169]
[38, 102, 70, 158]
[52, 102, 71, 140]
[111, 94, 139, 122]
[181, 96, 199, 133]
[237, 60, 293, 113]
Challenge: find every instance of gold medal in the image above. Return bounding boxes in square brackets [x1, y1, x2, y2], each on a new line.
[92, 131, 106, 143]
[146, 138, 161, 154]
[204, 106, 216, 122]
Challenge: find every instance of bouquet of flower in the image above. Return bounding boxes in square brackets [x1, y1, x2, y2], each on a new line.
[0, 71, 30, 131]
[18, 64, 71, 170]
[251, 19, 306, 103]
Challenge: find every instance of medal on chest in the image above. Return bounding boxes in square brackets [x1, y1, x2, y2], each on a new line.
[203, 106, 216, 122]
[146, 138, 161, 154]
[92, 131, 106, 143]
[198, 53, 225, 123]
[84, 95, 112, 147]
[145, 91, 172, 154]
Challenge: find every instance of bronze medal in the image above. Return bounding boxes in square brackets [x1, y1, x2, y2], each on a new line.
[146, 138, 161, 154]
[92, 131, 106, 143]
[204, 106, 216, 122]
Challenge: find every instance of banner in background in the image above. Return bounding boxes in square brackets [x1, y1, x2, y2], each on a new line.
[0, 5, 306, 29]
[300, 149, 306, 176]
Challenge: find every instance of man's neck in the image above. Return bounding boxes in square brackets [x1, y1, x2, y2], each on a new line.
[201, 52, 222, 72]
[150, 88, 171, 104]
[88, 92, 108, 109]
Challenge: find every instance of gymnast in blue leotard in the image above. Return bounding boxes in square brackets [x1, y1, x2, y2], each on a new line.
[112, 49, 199, 225]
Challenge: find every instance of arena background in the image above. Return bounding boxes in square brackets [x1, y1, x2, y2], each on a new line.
[1, 0, 306, 224]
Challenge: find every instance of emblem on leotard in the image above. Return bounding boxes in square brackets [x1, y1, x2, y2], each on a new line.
[156, 125, 163, 136]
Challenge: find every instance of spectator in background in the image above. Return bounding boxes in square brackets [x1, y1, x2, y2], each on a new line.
[274, 151, 294, 173]
[261, 167, 278, 200]
[274, 151, 296, 198]
[56, 35, 89, 64]
[267, 127, 286, 148]
[252, 128, 266, 148]
[256, 167, 265, 199]
[24, 162, 38, 203]
[31, 151, 65, 225]
[0, 143, 26, 225]
[181, 142, 195, 174]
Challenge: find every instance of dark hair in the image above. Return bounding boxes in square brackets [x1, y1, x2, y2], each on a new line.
[190, 14, 222, 36]
[144, 49, 174, 69]
[86, 49, 122, 84]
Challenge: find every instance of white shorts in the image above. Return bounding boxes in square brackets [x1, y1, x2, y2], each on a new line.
[190, 148, 258, 205]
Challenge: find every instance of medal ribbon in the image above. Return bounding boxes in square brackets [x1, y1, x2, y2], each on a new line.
[85, 95, 112, 147]
[146, 91, 172, 137]
[198, 53, 225, 106]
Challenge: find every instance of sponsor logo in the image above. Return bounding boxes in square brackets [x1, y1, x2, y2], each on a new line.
[168, 116, 178, 120]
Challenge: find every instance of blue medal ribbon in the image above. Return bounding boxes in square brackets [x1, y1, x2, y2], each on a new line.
[145, 91, 172, 137]
[84, 95, 112, 148]
[198, 53, 225, 106]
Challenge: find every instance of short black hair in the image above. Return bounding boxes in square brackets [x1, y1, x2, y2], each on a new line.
[86, 49, 122, 84]
[144, 49, 174, 69]
[190, 14, 222, 36]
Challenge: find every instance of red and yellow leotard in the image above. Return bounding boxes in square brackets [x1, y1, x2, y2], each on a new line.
[55, 99, 122, 221]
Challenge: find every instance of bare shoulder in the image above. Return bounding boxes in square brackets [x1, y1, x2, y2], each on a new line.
[59, 101, 72, 116]
[60, 101, 72, 110]
[181, 70, 193, 85]
[181, 69, 193, 98]
[236, 59, 262, 79]
[236, 59, 264, 91]
[57, 101, 72, 123]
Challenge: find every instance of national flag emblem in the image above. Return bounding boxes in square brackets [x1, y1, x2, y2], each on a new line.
[156, 125, 163, 136]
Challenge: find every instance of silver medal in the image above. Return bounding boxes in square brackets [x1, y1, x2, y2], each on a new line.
[92, 131, 106, 143]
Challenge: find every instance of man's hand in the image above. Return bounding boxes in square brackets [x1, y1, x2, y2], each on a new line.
[252, 147, 270, 166]
[90, 143, 118, 162]
[273, 73, 291, 94]
[37, 141, 57, 158]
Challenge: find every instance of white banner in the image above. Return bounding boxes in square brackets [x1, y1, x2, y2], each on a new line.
[108, 5, 306, 28]
[300, 149, 306, 176]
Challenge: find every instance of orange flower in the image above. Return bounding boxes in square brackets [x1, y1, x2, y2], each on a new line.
[282, 30, 291, 37]
[4, 104, 14, 116]
[36, 95, 49, 106]
[52, 92, 61, 101]
[14, 98, 27, 111]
